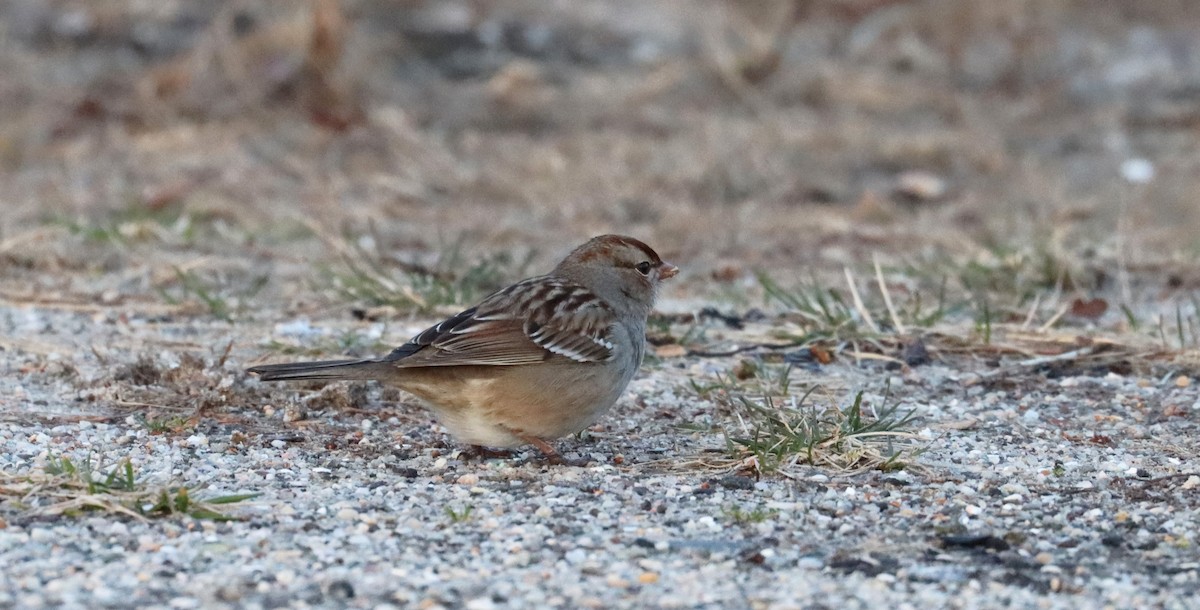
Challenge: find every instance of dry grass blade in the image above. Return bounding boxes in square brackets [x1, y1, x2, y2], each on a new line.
[874, 255, 906, 335]
[844, 267, 881, 334]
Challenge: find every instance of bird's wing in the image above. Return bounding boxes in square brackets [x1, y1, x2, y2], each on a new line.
[380, 276, 617, 367]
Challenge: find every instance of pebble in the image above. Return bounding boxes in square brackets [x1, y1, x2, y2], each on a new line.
[894, 171, 948, 201]
[465, 598, 496, 610]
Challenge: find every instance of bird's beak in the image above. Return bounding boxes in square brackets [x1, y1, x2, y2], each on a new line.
[659, 262, 679, 280]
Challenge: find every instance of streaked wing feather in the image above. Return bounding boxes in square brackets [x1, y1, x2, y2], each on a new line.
[381, 277, 616, 368]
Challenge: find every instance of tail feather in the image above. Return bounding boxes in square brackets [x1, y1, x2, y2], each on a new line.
[246, 359, 391, 382]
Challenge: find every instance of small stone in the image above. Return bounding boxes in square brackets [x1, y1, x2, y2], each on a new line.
[637, 572, 659, 584]
[336, 507, 359, 520]
[653, 344, 687, 358]
[606, 576, 630, 589]
[465, 597, 496, 610]
[1174, 375, 1191, 388]
[1035, 552, 1054, 565]
[894, 170, 947, 202]
[1120, 158, 1155, 184]
[456, 473, 479, 485]
[328, 581, 355, 599]
[800, 556, 824, 571]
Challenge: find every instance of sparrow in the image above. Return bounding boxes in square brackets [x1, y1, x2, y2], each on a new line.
[247, 234, 678, 462]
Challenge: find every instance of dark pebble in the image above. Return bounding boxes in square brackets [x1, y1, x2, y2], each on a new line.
[939, 533, 1011, 552]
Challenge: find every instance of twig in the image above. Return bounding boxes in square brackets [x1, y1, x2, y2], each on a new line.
[967, 345, 1097, 382]
[1129, 472, 1199, 486]
[1039, 302, 1071, 332]
[686, 340, 808, 358]
[1021, 292, 1043, 330]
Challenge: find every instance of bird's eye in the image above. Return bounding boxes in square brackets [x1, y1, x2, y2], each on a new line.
[635, 261, 653, 276]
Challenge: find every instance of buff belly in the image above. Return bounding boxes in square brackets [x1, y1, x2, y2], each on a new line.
[395, 361, 634, 448]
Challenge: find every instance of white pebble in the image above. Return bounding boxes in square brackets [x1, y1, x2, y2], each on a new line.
[1120, 158, 1155, 184]
[465, 598, 497, 610]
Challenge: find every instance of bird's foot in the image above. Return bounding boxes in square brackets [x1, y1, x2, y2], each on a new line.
[499, 426, 593, 466]
[460, 445, 515, 461]
[522, 435, 592, 467]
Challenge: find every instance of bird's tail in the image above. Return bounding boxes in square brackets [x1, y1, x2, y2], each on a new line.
[246, 359, 392, 382]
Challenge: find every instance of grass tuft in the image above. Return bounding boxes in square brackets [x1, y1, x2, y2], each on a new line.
[156, 266, 269, 322]
[263, 329, 391, 358]
[0, 455, 258, 521]
[444, 504, 474, 524]
[48, 201, 252, 249]
[135, 414, 196, 435]
[759, 273, 859, 340]
[721, 503, 778, 525]
[726, 387, 919, 474]
[690, 364, 920, 476]
[323, 237, 534, 313]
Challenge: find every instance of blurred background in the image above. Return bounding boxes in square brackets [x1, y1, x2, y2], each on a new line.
[2, 0, 1199, 298]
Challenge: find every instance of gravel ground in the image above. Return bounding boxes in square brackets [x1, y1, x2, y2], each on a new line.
[2, 304, 1198, 609]
[3, 1, 1200, 607]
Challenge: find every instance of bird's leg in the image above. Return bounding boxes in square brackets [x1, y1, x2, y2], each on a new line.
[500, 426, 591, 466]
[523, 435, 566, 463]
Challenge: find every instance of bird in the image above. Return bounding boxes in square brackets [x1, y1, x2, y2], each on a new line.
[247, 234, 678, 462]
